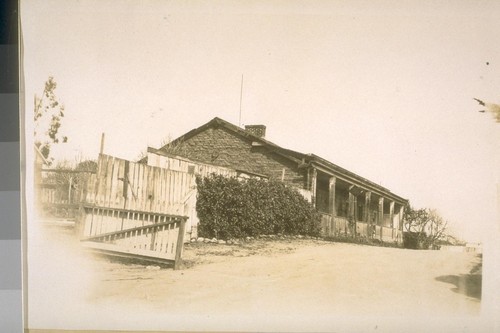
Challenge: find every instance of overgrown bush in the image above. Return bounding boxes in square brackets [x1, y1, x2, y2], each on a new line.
[403, 231, 428, 249]
[196, 174, 321, 239]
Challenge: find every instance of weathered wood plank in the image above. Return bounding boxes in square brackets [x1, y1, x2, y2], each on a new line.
[166, 170, 172, 212]
[137, 163, 145, 211]
[82, 241, 176, 261]
[116, 159, 125, 207]
[79, 154, 200, 268]
[153, 166, 160, 213]
[174, 218, 187, 269]
[108, 156, 119, 207]
[130, 161, 139, 211]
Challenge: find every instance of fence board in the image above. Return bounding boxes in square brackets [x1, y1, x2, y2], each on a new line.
[143, 163, 150, 212]
[131, 161, 139, 211]
[117, 159, 125, 207]
[135, 163, 142, 210]
[166, 171, 172, 213]
[110, 157, 119, 207]
[161, 168, 168, 212]
[80, 205, 187, 265]
[79, 154, 194, 268]
[146, 164, 153, 212]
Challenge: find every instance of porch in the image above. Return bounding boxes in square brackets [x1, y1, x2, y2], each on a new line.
[311, 168, 405, 244]
[320, 214, 402, 242]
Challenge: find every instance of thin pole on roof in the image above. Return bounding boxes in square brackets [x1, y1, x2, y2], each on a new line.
[99, 132, 105, 155]
[239, 74, 243, 127]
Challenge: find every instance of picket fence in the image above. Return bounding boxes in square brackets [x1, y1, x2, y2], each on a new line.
[79, 154, 197, 268]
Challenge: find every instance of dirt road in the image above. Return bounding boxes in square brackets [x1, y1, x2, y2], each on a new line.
[27, 224, 485, 332]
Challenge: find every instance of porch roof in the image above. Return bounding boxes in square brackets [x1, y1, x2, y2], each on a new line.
[305, 154, 408, 205]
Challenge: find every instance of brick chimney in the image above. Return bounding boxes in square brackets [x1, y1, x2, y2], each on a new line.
[245, 124, 266, 138]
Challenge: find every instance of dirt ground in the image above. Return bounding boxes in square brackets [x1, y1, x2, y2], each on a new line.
[27, 222, 485, 332]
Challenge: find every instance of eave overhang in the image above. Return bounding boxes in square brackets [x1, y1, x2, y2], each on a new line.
[303, 154, 408, 206]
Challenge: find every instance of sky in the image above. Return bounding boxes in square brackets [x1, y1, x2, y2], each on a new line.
[21, 0, 500, 242]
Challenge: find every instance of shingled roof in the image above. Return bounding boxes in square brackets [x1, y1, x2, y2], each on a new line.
[154, 117, 408, 205]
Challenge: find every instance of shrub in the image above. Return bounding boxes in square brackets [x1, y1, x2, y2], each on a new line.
[195, 174, 321, 239]
[403, 231, 428, 249]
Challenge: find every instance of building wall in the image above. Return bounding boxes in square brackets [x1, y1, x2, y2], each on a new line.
[171, 126, 307, 189]
[163, 124, 406, 242]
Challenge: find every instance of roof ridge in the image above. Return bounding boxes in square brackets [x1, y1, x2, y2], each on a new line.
[158, 116, 408, 202]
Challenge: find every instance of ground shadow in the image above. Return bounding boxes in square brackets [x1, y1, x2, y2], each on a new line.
[91, 252, 175, 269]
[435, 254, 482, 300]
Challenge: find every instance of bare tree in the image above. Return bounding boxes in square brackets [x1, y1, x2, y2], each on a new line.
[136, 149, 148, 163]
[403, 206, 429, 248]
[404, 206, 448, 249]
[425, 209, 448, 248]
[46, 157, 97, 204]
[34, 76, 68, 165]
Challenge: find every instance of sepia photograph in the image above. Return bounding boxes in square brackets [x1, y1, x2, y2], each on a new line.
[21, 1, 499, 332]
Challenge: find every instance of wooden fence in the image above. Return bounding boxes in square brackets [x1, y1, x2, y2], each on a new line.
[84, 154, 197, 214]
[37, 169, 95, 219]
[80, 206, 186, 268]
[79, 154, 192, 268]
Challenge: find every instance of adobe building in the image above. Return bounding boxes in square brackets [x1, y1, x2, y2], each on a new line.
[147, 117, 408, 243]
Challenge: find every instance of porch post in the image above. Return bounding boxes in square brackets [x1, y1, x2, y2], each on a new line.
[400, 204, 406, 232]
[348, 191, 355, 220]
[378, 197, 384, 240]
[353, 194, 358, 221]
[348, 191, 355, 235]
[329, 176, 336, 216]
[311, 168, 317, 207]
[389, 201, 395, 239]
[365, 192, 371, 237]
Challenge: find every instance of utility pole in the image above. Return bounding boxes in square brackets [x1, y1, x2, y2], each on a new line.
[239, 74, 243, 127]
[99, 132, 105, 155]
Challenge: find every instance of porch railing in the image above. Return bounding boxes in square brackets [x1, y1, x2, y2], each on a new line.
[320, 214, 352, 237]
[320, 213, 401, 243]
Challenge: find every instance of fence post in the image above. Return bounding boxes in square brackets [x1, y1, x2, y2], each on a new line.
[75, 205, 85, 238]
[174, 217, 187, 270]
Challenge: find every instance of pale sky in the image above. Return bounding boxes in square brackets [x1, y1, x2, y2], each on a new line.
[21, 0, 500, 242]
